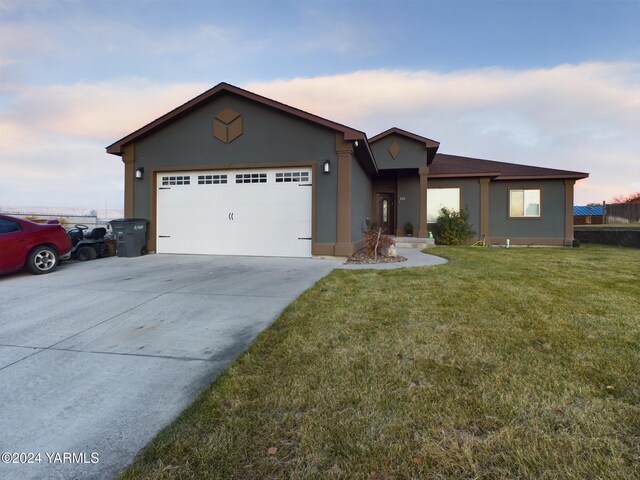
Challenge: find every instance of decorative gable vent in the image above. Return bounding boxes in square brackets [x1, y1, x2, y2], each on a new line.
[213, 108, 243, 144]
[389, 140, 401, 159]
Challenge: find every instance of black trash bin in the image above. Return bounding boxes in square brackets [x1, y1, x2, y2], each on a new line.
[109, 219, 149, 257]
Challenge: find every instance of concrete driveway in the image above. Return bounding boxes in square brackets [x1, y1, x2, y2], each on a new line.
[0, 254, 341, 480]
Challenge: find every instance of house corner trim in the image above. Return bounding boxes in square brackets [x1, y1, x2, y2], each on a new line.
[564, 179, 576, 246]
[479, 177, 490, 241]
[123, 144, 135, 218]
[418, 166, 429, 237]
[335, 134, 353, 251]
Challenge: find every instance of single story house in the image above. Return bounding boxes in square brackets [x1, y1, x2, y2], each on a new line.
[106, 82, 588, 257]
[573, 205, 604, 225]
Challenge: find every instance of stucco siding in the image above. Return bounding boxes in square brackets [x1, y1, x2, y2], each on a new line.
[132, 93, 339, 243]
[489, 180, 565, 240]
[350, 153, 372, 242]
[397, 171, 420, 233]
[371, 134, 427, 170]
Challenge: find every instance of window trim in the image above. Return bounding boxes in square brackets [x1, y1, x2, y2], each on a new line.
[426, 187, 462, 223]
[161, 175, 191, 186]
[275, 171, 310, 183]
[197, 174, 228, 185]
[508, 188, 542, 219]
[235, 172, 267, 184]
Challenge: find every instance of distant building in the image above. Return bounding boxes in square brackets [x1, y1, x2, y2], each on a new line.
[574, 205, 604, 225]
[0, 206, 123, 226]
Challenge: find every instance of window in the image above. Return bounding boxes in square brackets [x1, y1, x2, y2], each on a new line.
[235, 173, 267, 184]
[275, 171, 309, 183]
[198, 174, 227, 185]
[510, 189, 541, 218]
[427, 188, 460, 222]
[162, 175, 190, 186]
[0, 219, 21, 234]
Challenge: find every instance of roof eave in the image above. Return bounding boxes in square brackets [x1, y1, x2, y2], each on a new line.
[494, 173, 589, 181]
[106, 82, 372, 161]
[369, 127, 440, 149]
[427, 171, 501, 178]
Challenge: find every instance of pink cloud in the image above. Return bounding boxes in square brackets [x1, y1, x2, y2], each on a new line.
[1, 64, 638, 208]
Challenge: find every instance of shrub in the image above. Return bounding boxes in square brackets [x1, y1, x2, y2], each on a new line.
[404, 222, 414, 235]
[434, 207, 475, 245]
[362, 224, 395, 259]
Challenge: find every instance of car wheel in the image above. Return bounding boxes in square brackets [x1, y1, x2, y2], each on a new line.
[77, 246, 97, 261]
[27, 246, 59, 274]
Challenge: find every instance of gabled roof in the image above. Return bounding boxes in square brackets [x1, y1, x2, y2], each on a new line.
[369, 127, 440, 165]
[106, 82, 376, 172]
[574, 205, 603, 216]
[369, 127, 440, 149]
[429, 153, 589, 180]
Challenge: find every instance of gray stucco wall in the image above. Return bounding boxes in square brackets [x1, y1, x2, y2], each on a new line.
[427, 178, 481, 238]
[397, 171, 420, 232]
[370, 134, 427, 170]
[489, 180, 565, 239]
[132, 93, 339, 243]
[351, 155, 372, 242]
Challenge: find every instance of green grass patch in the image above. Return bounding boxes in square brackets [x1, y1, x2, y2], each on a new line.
[120, 245, 640, 479]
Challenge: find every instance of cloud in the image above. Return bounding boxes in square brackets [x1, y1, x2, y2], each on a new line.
[0, 79, 208, 209]
[1, 64, 638, 210]
[2, 79, 208, 141]
[245, 64, 640, 203]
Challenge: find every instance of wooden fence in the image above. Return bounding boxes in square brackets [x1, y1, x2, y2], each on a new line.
[606, 202, 640, 224]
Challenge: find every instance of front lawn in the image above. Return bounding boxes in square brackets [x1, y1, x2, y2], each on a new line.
[121, 245, 639, 479]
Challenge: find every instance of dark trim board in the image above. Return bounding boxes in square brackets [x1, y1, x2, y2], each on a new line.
[312, 238, 366, 257]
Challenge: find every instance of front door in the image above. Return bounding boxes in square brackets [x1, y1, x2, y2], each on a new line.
[375, 193, 395, 234]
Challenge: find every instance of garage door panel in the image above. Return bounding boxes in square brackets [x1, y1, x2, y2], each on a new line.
[156, 168, 312, 257]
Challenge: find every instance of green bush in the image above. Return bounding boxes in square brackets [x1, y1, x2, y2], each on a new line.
[404, 222, 414, 235]
[434, 207, 475, 245]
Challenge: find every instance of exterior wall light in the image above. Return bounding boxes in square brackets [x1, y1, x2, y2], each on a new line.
[135, 167, 144, 180]
[323, 160, 331, 174]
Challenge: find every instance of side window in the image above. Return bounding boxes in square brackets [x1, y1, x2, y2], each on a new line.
[510, 189, 541, 218]
[0, 219, 21, 235]
[426, 188, 460, 222]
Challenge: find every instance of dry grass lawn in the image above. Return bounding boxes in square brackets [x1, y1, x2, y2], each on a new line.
[120, 244, 640, 479]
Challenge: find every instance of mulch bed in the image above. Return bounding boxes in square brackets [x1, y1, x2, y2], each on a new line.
[345, 249, 408, 265]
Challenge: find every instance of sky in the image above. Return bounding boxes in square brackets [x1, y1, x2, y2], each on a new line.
[1, 0, 639, 215]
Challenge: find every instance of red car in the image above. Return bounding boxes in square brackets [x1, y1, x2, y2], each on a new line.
[0, 214, 72, 275]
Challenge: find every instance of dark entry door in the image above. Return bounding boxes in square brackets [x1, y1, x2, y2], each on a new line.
[375, 193, 395, 234]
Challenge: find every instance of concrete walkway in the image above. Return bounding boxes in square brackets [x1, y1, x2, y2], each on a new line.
[0, 249, 444, 479]
[337, 248, 448, 270]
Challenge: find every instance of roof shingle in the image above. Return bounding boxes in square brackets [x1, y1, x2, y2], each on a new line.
[429, 153, 588, 180]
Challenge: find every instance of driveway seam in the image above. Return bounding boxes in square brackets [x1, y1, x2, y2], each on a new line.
[0, 292, 165, 372]
[0, 343, 213, 362]
[9, 285, 292, 299]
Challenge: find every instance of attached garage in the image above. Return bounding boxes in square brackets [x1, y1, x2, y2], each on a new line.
[107, 82, 377, 257]
[156, 168, 312, 257]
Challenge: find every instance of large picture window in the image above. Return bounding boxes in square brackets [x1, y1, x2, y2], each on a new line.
[427, 188, 460, 222]
[510, 189, 541, 218]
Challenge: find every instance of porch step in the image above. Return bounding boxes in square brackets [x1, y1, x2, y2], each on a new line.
[394, 237, 435, 249]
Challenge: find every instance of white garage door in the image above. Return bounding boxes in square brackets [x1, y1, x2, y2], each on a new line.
[156, 168, 312, 257]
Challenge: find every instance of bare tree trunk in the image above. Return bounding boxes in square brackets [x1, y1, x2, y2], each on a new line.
[374, 228, 381, 260]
